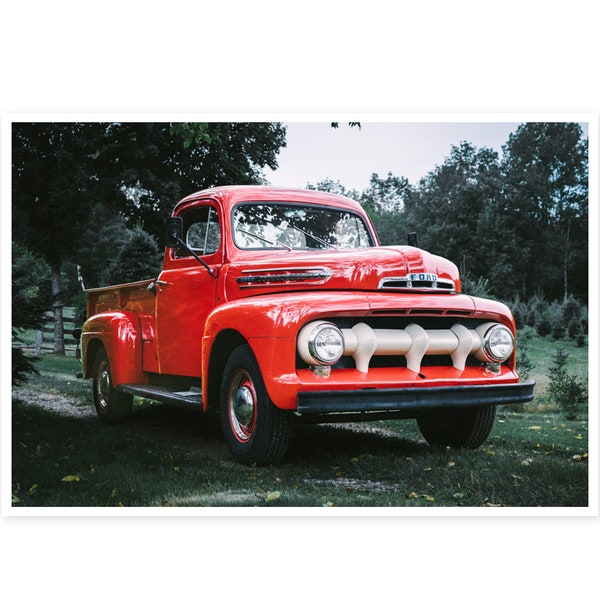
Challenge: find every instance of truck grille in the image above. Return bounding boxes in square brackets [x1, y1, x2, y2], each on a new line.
[297, 317, 508, 374]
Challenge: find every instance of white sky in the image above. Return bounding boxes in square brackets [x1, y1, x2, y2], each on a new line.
[265, 121, 520, 191]
[265, 120, 588, 192]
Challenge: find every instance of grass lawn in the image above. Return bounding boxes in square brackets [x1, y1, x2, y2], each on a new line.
[10, 330, 590, 510]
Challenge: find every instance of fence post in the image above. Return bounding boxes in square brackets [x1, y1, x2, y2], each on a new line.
[35, 330, 44, 356]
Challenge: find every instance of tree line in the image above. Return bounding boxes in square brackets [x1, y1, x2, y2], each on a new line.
[12, 121, 588, 385]
[310, 122, 588, 303]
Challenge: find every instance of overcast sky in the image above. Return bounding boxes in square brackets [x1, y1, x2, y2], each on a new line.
[265, 120, 585, 192]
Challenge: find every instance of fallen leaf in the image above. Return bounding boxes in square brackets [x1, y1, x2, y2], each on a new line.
[447, 461, 456, 468]
[511, 474, 523, 481]
[528, 425, 542, 430]
[573, 434, 583, 440]
[424, 496, 435, 502]
[407, 492, 419, 499]
[28, 484, 38, 494]
[61, 475, 80, 482]
[572, 453, 588, 462]
[323, 501, 335, 507]
[265, 491, 281, 502]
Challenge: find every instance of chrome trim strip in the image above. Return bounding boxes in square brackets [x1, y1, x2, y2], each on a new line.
[378, 275, 455, 291]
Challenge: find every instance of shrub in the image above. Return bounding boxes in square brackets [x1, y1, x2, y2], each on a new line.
[535, 311, 552, 337]
[561, 295, 582, 325]
[525, 293, 547, 327]
[461, 275, 495, 299]
[516, 329, 534, 383]
[509, 296, 526, 330]
[551, 322, 565, 340]
[547, 345, 587, 419]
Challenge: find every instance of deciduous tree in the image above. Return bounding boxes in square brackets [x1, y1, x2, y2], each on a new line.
[501, 122, 588, 300]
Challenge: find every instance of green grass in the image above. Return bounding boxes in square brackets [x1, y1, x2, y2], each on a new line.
[11, 331, 590, 509]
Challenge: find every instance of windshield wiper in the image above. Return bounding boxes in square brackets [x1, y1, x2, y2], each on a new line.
[237, 228, 292, 251]
[290, 224, 337, 249]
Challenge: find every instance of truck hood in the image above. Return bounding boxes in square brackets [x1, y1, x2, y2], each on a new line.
[223, 246, 461, 301]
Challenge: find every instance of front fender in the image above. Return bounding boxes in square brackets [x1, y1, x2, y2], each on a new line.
[202, 292, 372, 409]
[82, 310, 148, 387]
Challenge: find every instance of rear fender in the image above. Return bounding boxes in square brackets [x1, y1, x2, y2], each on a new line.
[81, 310, 148, 387]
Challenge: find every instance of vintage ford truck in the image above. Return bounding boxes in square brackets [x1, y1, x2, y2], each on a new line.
[80, 185, 534, 465]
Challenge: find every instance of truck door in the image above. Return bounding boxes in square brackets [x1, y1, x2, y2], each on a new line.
[154, 204, 222, 377]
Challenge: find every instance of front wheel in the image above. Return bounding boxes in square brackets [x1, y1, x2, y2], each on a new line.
[93, 347, 133, 423]
[417, 405, 496, 449]
[220, 345, 292, 466]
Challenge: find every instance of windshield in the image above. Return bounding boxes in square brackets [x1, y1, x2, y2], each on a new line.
[232, 203, 374, 251]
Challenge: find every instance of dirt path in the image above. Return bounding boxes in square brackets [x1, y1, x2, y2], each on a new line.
[12, 388, 96, 419]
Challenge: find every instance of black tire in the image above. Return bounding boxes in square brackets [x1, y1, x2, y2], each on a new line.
[417, 405, 497, 449]
[220, 345, 292, 466]
[93, 347, 133, 423]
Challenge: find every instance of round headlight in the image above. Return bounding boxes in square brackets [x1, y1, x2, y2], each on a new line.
[482, 324, 514, 362]
[307, 322, 345, 365]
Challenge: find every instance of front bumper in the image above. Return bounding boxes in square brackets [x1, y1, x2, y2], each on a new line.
[296, 380, 535, 416]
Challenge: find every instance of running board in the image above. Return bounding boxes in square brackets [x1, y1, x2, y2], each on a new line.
[118, 384, 203, 411]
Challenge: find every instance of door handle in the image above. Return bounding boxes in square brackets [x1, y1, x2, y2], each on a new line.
[147, 280, 170, 294]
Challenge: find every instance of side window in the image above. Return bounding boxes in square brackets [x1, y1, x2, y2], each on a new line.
[177, 206, 221, 257]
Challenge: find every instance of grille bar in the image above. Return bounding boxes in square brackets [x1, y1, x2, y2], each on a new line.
[340, 322, 483, 373]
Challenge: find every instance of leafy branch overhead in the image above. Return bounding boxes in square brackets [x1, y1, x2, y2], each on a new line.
[12, 121, 287, 368]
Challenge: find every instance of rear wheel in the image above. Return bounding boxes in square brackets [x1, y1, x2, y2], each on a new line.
[93, 347, 133, 423]
[417, 405, 496, 449]
[220, 345, 292, 466]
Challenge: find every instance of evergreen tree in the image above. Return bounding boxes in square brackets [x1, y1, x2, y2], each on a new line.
[104, 227, 163, 285]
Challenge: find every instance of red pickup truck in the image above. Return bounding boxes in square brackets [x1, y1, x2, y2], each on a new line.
[80, 185, 534, 465]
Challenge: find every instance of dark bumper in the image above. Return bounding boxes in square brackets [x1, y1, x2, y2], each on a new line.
[296, 380, 535, 415]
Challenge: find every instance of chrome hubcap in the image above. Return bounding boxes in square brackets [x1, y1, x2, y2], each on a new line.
[234, 386, 255, 427]
[97, 361, 110, 410]
[228, 371, 257, 443]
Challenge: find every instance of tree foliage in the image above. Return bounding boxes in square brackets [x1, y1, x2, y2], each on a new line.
[103, 227, 163, 285]
[12, 121, 286, 379]
[12, 242, 51, 385]
[500, 123, 588, 300]
[95, 122, 286, 240]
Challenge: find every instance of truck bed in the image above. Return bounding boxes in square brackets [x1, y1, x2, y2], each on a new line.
[86, 279, 156, 318]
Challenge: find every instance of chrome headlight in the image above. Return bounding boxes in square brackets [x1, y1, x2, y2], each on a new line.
[298, 321, 345, 366]
[479, 323, 514, 363]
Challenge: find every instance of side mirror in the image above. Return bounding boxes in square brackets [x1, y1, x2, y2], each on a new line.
[165, 217, 183, 248]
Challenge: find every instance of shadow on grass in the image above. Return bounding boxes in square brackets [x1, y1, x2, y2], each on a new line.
[287, 421, 428, 465]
